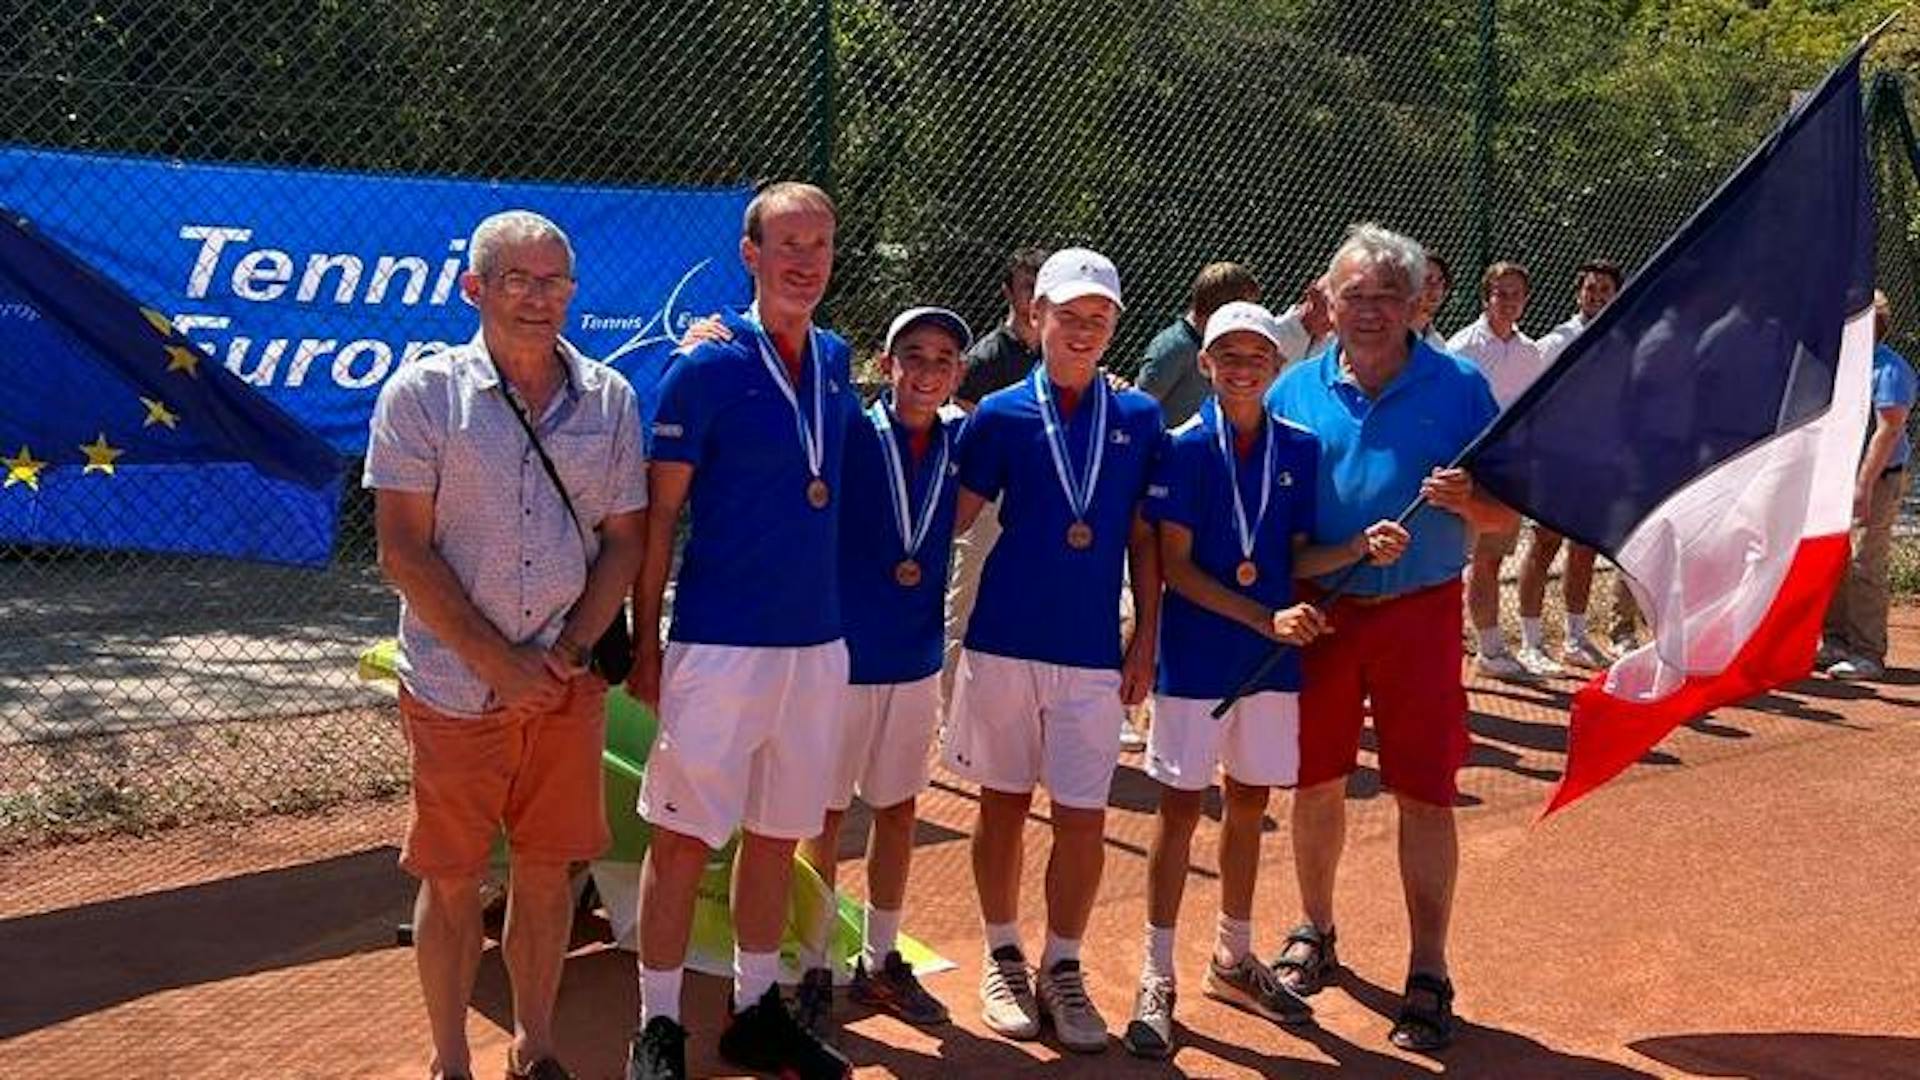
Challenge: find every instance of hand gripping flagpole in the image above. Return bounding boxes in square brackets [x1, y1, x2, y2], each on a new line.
[1208, 491, 1436, 720]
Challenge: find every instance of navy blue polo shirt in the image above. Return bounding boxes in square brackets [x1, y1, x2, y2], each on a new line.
[1145, 399, 1320, 699]
[650, 308, 859, 646]
[1266, 339, 1499, 597]
[958, 372, 1165, 670]
[840, 403, 966, 684]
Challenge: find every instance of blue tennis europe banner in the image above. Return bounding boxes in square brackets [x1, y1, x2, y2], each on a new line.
[0, 147, 754, 453]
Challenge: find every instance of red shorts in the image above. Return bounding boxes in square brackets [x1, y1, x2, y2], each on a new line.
[398, 677, 610, 878]
[1297, 580, 1470, 806]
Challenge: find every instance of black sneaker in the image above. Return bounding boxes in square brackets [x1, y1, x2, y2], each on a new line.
[626, 1015, 687, 1080]
[850, 950, 950, 1026]
[796, 965, 835, 1037]
[718, 984, 853, 1079]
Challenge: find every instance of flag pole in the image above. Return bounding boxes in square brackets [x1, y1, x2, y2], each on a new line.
[1862, 8, 1903, 48]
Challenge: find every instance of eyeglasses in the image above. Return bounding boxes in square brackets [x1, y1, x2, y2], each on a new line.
[489, 270, 575, 298]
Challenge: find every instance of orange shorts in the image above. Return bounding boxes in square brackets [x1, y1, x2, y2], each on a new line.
[398, 677, 610, 878]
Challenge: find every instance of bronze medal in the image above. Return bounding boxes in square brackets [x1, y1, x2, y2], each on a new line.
[806, 477, 831, 510]
[1066, 520, 1094, 550]
[894, 559, 922, 587]
[1236, 560, 1259, 587]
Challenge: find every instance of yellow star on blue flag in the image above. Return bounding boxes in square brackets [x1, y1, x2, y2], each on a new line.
[79, 433, 123, 475]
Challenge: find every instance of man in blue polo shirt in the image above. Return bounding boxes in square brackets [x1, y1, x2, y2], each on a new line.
[626, 181, 856, 1080]
[791, 306, 972, 1035]
[1821, 289, 1917, 680]
[943, 247, 1165, 1054]
[1266, 223, 1515, 1054]
[1122, 302, 1409, 1059]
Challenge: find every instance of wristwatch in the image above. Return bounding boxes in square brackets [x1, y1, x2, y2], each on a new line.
[553, 635, 591, 670]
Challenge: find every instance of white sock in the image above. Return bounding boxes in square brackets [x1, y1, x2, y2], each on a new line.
[864, 905, 903, 968]
[733, 949, 780, 1011]
[799, 889, 835, 973]
[1041, 931, 1080, 971]
[1477, 626, 1508, 656]
[985, 921, 1023, 957]
[1520, 616, 1545, 650]
[640, 965, 684, 1025]
[1567, 612, 1590, 642]
[1215, 913, 1253, 967]
[1143, 923, 1177, 982]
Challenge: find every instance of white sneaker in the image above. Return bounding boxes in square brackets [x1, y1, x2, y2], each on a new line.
[1560, 638, 1613, 670]
[1514, 646, 1565, 678]
[980, 945, 1041, 1040]
[1036, 958, 1109, 1053]
[1122, 975, 1176, 1059]
[1815, 640, 1847, 668]
[1474, 652, 1535, 681]
[1826, 656, 1885, 680]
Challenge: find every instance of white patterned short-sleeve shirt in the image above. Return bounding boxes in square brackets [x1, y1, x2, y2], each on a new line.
[364, 334, 648, 717]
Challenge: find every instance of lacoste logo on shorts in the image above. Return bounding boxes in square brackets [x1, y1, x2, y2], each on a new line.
[1110, 430, 1131, 445]
[1275, 471, 1293, 487]
[664, 801, 679, 813]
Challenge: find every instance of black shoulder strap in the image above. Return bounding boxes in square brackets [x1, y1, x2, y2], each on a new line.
[493, 364, 588, 538]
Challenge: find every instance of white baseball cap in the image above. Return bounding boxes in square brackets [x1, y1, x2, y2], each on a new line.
[1034, 247, 1124, 309]
[1202, 300, 1284, 351]
[884, 305, 973, 354]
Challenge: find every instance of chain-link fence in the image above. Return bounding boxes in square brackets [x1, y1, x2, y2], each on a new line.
[2, 1, 1917, 846]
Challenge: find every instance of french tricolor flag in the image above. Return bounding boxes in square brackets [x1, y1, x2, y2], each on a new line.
[1466, 48, 1877, 814]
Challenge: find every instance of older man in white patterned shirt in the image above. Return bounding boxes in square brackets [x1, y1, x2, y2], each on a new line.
[366, 210, 648, 1080]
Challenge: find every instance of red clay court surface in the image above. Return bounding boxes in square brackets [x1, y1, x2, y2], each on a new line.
[5, 608, 1919, 1079]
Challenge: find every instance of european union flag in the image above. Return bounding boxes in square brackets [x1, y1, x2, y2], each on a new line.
[0, 210, 342, 567]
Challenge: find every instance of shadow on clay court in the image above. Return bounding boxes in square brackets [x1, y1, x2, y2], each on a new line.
[0, 846, 410, 1038]
[1327, 969, 1660, 1078]
[1631, 1031, 1920, 1078]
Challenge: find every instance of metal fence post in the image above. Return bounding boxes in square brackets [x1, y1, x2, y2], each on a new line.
[812, 0, 837, 194]
[1472, 0, 1498, 273]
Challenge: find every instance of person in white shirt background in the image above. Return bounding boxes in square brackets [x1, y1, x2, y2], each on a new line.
[1515, 259, 1630, 673]
[1447, 262, 1550, 679]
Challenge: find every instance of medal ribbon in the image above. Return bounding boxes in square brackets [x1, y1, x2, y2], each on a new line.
[745, 304, 825, 480]
[1032, 365, 1108, 522]
[1210, 397, 1275, 566]
[869, 399, 950, 559]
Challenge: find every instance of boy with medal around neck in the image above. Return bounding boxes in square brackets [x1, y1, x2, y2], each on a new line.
[625, 182, 856, 1080]
[790, 306, 973, 1035]
[942, 247, 1165, 1054]
[1122, 302, 1409, 1059]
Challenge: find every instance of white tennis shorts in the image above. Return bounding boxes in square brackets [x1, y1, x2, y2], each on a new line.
[830, 673, 941, 812]
[640, 639, 849, 850]
[1146, 691, 1301, 791]
[941, 649, 1123, 810]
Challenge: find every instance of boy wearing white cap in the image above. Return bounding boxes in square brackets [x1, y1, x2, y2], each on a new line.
[1122, 302, 1408, 1058]
[943, 247, 1165, 1054]
[791, 307, 973, 1034]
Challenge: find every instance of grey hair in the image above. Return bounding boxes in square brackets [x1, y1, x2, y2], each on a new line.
[468, 210, 575, 276]
[1326, 222, 1426, 298]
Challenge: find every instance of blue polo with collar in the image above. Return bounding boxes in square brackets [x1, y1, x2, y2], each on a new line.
[1145, 398, 1320, 698]
[1266, 338, 1499, 597]
[840, 404, 967, 684]
[650, 307, 859, 646]
[958, 374, 1166, 670]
